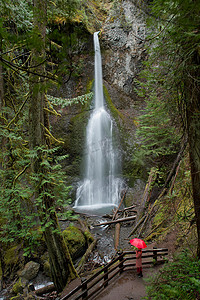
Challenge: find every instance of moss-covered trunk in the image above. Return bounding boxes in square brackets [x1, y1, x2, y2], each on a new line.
[187, 95, 200, 258]
[29, 0, 78, 291]
[186, 51, 200, 258]
[43, 213, 77, 292]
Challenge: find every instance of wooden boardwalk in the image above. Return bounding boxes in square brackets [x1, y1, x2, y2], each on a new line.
[60, 248, 168, 300]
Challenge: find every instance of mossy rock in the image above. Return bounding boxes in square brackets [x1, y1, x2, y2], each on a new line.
[18, 261, 40, 281]
[62, 225, 87, 260]
[12, 277, 28, 294]
[83, 230, 94, 244]
[4, 245, 25, 278]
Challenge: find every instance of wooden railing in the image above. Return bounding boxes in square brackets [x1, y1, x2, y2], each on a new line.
[60, 248, 168, 300]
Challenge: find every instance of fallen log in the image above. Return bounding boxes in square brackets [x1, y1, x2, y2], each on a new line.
[128, 214, 146, 237]
[123, 205, 136, 212]
[138, 214, 149, 238]
[94, 215, 136, 227]
[112, 189, 128, 220]
[159, 136, 187, 196]
[35, 284, 55, 296]
[136, 168, 155, 222]
[119, 208, 137, 214]
[114, 223, 121, 250]
[169, 160, 181, 194]
[76, 239, 97, 274]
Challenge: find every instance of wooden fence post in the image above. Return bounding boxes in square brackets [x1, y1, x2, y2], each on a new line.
[103, 266, 108, 288]
[81, 278, 88, 299]
[153, 247, 158, 265]
[118, 251, 124, 274]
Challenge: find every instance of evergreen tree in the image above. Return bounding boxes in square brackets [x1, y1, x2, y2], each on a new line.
[30, 0, 78, 291]
[0, 0, 87, 291]
[138, 0, 200, 257]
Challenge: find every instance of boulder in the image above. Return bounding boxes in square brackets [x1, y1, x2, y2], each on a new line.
[18, 261, 40, 281]
[62, 225, 87, 260]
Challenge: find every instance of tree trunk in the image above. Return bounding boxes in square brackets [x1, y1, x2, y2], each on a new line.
[29, 0, 46, 153]
[43, 218, 77, 291]
[29, 0, 78, 291]
[0, 52, 4, 111]
[186, 51, 200, 258]
[186, 98, 200, 258]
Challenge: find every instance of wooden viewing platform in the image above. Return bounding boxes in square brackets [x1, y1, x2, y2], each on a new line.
[60, 248, 168, 300]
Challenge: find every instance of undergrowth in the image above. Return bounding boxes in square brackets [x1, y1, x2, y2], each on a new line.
[145, 250, 200, 300]
[146, 155, 197, 252]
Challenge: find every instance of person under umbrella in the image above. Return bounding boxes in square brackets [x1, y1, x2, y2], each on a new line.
[136, 248, 143, 277]
[129, 238, 147, 278]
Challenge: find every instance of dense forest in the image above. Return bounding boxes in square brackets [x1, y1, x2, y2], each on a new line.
[0, 0, 200, 299]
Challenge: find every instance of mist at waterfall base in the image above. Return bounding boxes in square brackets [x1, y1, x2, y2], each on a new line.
[74, 32, 124, 216]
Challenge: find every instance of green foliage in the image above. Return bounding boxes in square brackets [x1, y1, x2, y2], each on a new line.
[0, 0, 90, 260]
[0, 0, 33, 30]
[47, 92, 93, 108]
[132, 0, 197, 169]
[136, 93, 181, 160]
[48, 0, 81, 22]
[146, 251, 200, 300]
[0, 137, 72, 257]
[144, 0, 200, 108]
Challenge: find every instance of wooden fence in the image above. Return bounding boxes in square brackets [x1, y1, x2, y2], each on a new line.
[60, 248, 168, 300]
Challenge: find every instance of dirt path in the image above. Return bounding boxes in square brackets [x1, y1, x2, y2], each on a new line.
[93, 266, 158, 300]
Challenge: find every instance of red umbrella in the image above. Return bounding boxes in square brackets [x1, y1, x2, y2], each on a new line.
[129, 238, 147, 249]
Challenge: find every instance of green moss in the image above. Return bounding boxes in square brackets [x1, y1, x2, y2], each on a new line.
[43, 260, 51, 278]
[40, 252, 51, 278]
[103, 85, 124, 125]
[4, 246, 18, 266]
[84, 230, 94, 244]
[0, 260, 2, 280]
[12, 278, 23, 294]
[86, 79, 94, 94]
[62, 226, 87, 260]
[124, 193, 134, 207]
[77, 1, 111, 34]
[4, 245, 24, 278]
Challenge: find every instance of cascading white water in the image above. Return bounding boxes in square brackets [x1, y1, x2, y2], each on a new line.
[74, 32, 123, 214]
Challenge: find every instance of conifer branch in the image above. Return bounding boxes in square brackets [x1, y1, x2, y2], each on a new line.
[7, 96, 29, 129]
[13, 164, 30, 187]
[41, 124, 64, 144]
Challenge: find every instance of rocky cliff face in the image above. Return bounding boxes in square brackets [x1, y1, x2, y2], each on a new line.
[52, 0, 149, 201]
[102, 0, 147, 97]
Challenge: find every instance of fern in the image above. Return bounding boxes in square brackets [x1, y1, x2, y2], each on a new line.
[47, 92, 93, 108]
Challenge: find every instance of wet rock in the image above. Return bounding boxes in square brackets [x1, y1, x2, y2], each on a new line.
[102, 0, 148, 97]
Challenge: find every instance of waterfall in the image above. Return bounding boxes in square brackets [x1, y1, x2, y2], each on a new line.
[74, 32, 123, 214]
